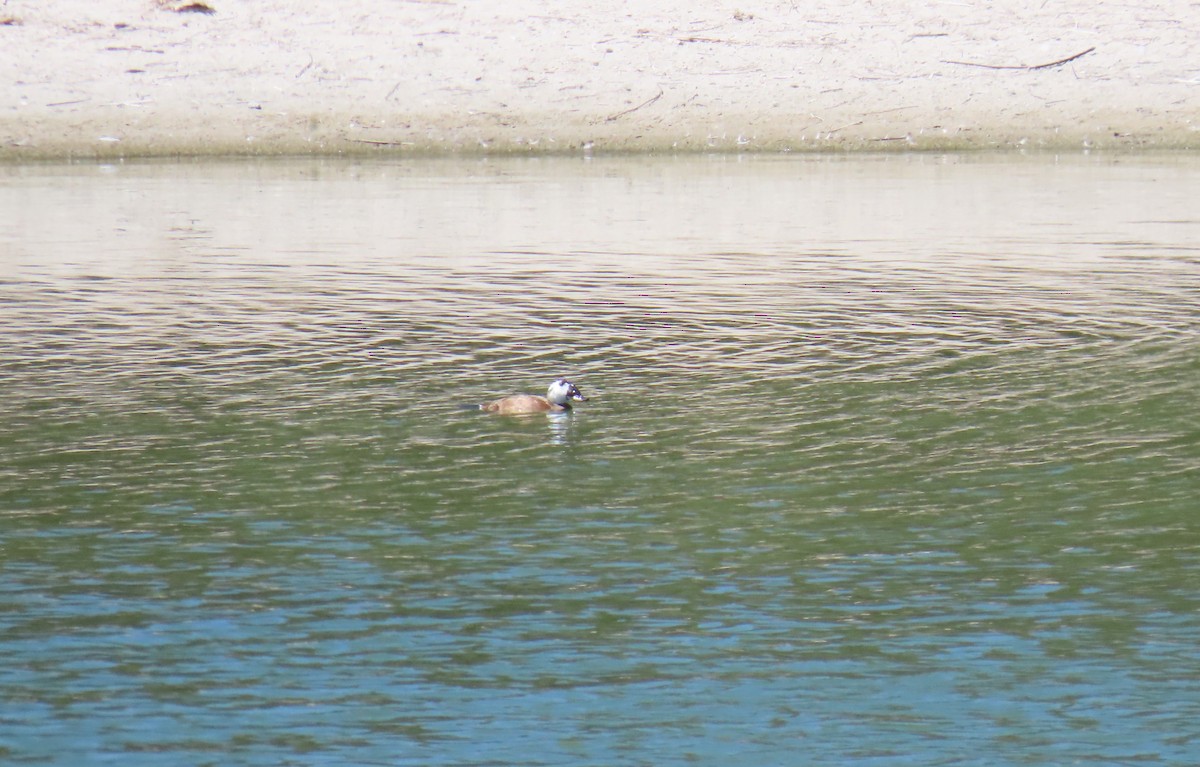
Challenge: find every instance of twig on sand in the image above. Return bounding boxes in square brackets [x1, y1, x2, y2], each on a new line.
[862, 105, 918, 116]
[942, 46, 1095, 71]
[296, 54, 314, 79]
[347, 139, 413, 147]
[605, 88, 663, 122]
[825, 120, 863, 134]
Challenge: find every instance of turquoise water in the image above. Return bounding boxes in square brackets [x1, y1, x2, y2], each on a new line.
[1, 155, 1198, 765]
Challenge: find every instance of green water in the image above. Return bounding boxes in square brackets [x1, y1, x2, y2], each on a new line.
[1, 155, 1198, 765]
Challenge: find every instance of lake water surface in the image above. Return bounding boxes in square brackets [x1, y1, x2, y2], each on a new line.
[1, 154, 1198, 765]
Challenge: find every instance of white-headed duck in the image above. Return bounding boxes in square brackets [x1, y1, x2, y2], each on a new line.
[481, 378, 589, 415]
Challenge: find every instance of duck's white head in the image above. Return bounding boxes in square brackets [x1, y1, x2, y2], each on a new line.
[546, 378, 588, 406]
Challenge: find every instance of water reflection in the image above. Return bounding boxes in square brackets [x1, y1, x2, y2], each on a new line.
[544, 411, 576, 446]
[0, 155, 1198, 766]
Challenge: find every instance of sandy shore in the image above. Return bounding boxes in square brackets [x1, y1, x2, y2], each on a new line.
[2, 0, 1198, 159]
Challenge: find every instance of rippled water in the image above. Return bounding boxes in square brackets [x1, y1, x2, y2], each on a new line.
[1, 155, 1198, 765]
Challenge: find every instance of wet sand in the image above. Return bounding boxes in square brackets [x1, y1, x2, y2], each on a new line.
[2, 0, 1198, 159]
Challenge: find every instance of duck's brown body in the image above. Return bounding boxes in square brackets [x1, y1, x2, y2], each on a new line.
[480, 378, 588, 415]
[480, 394, 566, 415]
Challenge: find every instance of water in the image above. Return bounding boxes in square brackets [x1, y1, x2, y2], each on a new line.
[1, 154, 1198, 766]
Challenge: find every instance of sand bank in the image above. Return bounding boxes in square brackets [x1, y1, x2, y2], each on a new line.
[2, 0, 1198, 159]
